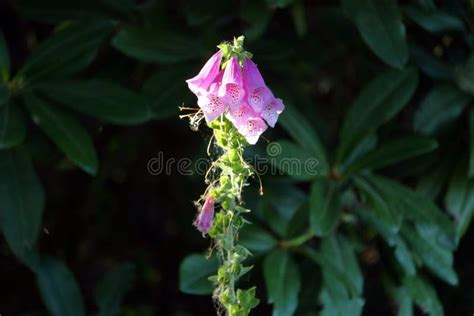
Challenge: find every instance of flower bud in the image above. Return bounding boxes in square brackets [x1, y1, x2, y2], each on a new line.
[193, 195, 215, 236]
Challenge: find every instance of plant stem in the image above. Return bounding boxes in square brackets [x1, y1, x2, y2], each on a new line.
[207, 118, 259, 315]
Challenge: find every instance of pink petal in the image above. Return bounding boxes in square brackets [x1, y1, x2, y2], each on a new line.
[261, 98, 285, 128]
[186, 50, 223, 97]
[218, 57, 245, 110]
[227, 103, 253, 125]
[240, 117, 268, 145]
[228, 103, 267, 144]
[249, 86, 274, 113]
[243, 58, 265, 88]
[243, 59, 273, 112]
[194, 196, 215, 236]
[198, 92, 226, 122]
[197, 71, 227, 122]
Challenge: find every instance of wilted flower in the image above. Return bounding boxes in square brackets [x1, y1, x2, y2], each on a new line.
[185, 41, 285, 145]
[193, 195, 215, 236]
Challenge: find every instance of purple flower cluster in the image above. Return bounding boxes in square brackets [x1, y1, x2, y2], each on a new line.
[186, 50, 284, 144]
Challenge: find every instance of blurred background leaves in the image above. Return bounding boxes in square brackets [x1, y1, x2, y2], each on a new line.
[0, 0, 473, 315]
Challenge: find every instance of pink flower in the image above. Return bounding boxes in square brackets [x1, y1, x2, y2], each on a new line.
[261, 98, 285, 128]
[197, 71, 227, 122]
[193, 195, 215, 236]
[218, 57, 245, 111]
[185, 46, 285, 145]
[243, 59, 274, 113]
[186, 50, 223, 97]
[227, 103, 268, 145]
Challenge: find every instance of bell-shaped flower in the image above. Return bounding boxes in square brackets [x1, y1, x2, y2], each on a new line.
[261, 98, 285, 128]
[185, 45, 285, 144]
[243, 59, 274, 113]
[228, 103, 268, 145]
[218, 57, 245, 111]
[197, 71, 227, 122]
[193, 195, 215, 236]
[186, 50, 223, 97]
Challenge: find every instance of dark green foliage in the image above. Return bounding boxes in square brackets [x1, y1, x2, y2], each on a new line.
[263, 250, 301, 316]
[24, 93, 99, 175]
[94, 263, 136, 316]
[179, 254, 219, 295]
[0, 0, 473, 315]
[0, 147, 43, 269]
[36, 257, 86, 316]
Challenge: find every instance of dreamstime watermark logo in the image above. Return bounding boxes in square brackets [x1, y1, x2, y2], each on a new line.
[147, 142, 326, 176]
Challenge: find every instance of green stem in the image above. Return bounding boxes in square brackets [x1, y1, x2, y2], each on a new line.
[207, 118, 259, 315]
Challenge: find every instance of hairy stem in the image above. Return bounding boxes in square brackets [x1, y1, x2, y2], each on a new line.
[207, 118, 259, 315]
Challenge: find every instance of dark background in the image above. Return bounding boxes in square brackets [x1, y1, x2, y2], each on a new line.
[1, 0, 474, 315]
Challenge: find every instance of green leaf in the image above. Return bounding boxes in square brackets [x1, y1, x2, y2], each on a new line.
[0, 147, 43, 269]
[347, 135, 438, 173]
[416, 149, 455, 200]
[321, 236, 363, 296]
[36, 256, 86, 316]
[270, 140, 325, 181]
[142, 65, 193, 119]
[0, 101, 27, 149]
[257, 201, 291, 238]
[403, 276, 444, 316]
[112, 26, 204, 64]
[368, 174, 456, 248]
[410, 45, 452, 80]
[239, 224, 277, 254]
[337, 67, 419, 168]
[19, 20, 113, 82]
[383, 278, 414, 316]
[266, 181, 307, 219]
[320, 288, 364, 316]
[309, 179, 341, 237]
[95, 262, 135, 316]
[236, 287, 260, 313]
[445, 162, 474, 240]
[402, 224, 458, 285]
[404, 5, 465, 33]
[395, 289, 413, 316]
[179, 254, 218, 295]
[454, 53, 474, 96]
[279, 102, 328, 170]
[354, 175, 403, 232]
[38, 80, 151, 125]
[357, 209, 416, 275]
[256, 180, 307, 237]
[340, 134, 378, 171]
[263, 250, 300, 316]
[0, 31, 10, 78]
[302, 246, 354, 295]
[318, 236, 364, 316]
[342, 0, 408, 68]
[24, 94, 98, 175]
[414, 84, 472, 134]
